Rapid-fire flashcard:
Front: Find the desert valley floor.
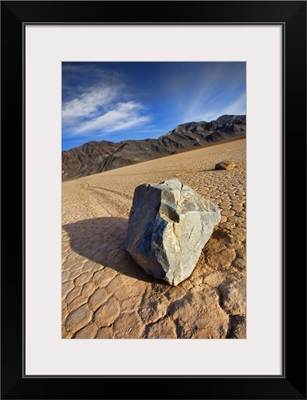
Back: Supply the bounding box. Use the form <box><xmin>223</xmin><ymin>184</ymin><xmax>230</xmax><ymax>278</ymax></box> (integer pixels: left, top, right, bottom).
<box><xmin>62</xmin><ymin>138</ymin><xmax>246</xmax><ymax>339</ymax></box>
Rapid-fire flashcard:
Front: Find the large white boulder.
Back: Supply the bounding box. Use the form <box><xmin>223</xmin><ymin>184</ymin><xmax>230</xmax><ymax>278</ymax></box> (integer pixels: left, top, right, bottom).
<box><xmin>126</xmin><ymin>178</ymin><xmax>221</xmax><ymax>286</ymax></box>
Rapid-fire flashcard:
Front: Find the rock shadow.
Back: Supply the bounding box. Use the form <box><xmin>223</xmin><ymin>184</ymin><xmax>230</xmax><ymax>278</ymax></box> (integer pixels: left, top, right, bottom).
<box><xmin>198</xmin><ymin>168</ymin><xmax>216</xmax><ymax>172</ymax></box>
<box><xmin>62</xmin><ymin>217</ymin><xmax>162</xmax><ymax>284</ymax></box>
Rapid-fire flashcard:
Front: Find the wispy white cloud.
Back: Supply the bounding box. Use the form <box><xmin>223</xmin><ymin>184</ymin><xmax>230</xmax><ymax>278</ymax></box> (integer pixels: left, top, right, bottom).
<box><xmin>198</xmin><ymin>93</ymin><xmax>246</xmax><ymax>122</ymax></box>
<box><xmin>163</xmin><ymin>62</ymin><xmax>246</xmax><ymax>123</ymax></box>
<box><xmin>62</xmin><ymin>63</ymin><xmax>151</xmax><ymax>136</ymax></box>
<box><xmin>62</xmin><ymin>87</ymin><xmax>118</xmax><ymax>126</ymax></box>
<box><xmin>76</xmin><ymin>101</ymin><xmax>150</xmax><ymax>134</ymax></box>
<box><xmin>178</xmin><ymin>88</ymin><xmax>246</xmax><ymax>123</ymax></box>
<box><xmin>222</xmin><ymin>93</ymin><xmax>246</xmax><ymax>115</ymax></box>
<box><xmin>180</xmin><ymin>89</ymin><xmax>223</xmax><ymax>122</ymax></box>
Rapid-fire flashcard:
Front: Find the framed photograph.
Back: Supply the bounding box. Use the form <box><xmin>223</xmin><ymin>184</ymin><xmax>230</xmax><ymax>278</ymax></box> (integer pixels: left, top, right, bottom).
<box><xmin>1</xmin><ymin>1</ymin><xmax>306</xmax><ymax>399</ymax></box>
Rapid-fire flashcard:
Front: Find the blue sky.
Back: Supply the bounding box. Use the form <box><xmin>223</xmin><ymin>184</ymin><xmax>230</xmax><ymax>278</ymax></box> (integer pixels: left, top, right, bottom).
<box><xmin>62</xmin><ymin>62</ymin><xmax>246</xmax><ymax>150</ymax></box>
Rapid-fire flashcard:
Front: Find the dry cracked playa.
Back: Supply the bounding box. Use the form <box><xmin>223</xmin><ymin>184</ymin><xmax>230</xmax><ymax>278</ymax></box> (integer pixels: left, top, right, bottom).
<box><xmin>62</xmin><ymin>139</ymin><xmax>246</xmax><ymax>339</ymax></box>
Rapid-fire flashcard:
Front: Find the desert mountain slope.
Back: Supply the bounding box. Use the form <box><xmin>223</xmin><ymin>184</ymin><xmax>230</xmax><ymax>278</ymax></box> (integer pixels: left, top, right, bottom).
<box><xmin>62</xmin><ymin>114</ymin><xmax>246</xmax><ymax>181</ymax></box>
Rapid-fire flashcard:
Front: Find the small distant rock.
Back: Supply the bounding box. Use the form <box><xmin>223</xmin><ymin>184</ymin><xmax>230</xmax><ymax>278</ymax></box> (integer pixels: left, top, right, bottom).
<box><xmin>215</xmin><ymin>160</ymin><xmax>236</xmax><ymax>170</ymax></box>
<box><xmin>125</xmin><ymin>178</ymin><xmax>221</xmax><ymax>286</ymax></box>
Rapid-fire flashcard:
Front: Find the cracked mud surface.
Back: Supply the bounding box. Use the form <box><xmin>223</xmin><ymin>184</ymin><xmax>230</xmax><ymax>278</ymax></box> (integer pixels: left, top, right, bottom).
<box><xmin>62</xmin><ymin>139</ymin><xmax>246</xmax><ymax>339</ymax></box>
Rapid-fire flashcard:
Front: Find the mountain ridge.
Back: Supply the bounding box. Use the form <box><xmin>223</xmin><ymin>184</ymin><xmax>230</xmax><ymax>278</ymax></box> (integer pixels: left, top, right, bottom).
<box><xmin>62</xmin><ymin>114</ymin><xmax>246</xmax><ymax>181</ymax></box>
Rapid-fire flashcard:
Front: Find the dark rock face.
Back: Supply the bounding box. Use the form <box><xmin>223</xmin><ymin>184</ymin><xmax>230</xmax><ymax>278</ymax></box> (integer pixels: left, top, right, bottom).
<box><xmin>125</xmin><ymin>178</ymin><xmax>221</xmax><ymax>286</ymax></box>
<box><xmin>62</xmin><ymin>115</ymin><xmax>246</xmax><ymax>181</ymax></box>
<box><xmin>62</xmin><ymin>141</ymin><xmax>122</xmax><ymax>180</ymax></box>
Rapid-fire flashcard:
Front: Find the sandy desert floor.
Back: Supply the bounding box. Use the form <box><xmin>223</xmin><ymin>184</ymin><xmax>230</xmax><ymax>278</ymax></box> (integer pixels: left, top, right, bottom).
<box><xmin>62</xmin><ymin>138</ymin><xmax>246</xmax><ymax>339</ymax></box>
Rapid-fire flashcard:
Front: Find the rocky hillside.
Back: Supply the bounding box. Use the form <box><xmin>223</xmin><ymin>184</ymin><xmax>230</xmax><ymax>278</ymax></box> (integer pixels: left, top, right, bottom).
<box><xmin>62</xmin><ymin>115</ymin><xmax>246</xmax><ymax>181</ymax></box>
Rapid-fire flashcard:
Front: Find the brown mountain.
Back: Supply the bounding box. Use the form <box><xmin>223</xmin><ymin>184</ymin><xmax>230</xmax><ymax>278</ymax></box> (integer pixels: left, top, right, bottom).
<box><xmin>62</xmin><ymin>114</ymin><xmax>246</xmax><ymax>181</ymax></box>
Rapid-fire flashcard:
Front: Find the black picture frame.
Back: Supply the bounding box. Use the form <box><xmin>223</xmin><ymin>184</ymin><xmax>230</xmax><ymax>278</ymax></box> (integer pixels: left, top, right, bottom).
<box><xmin>1</xmin><ymin>1</ymin><xmax>306</xmax><ymax>399</ymax></box>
